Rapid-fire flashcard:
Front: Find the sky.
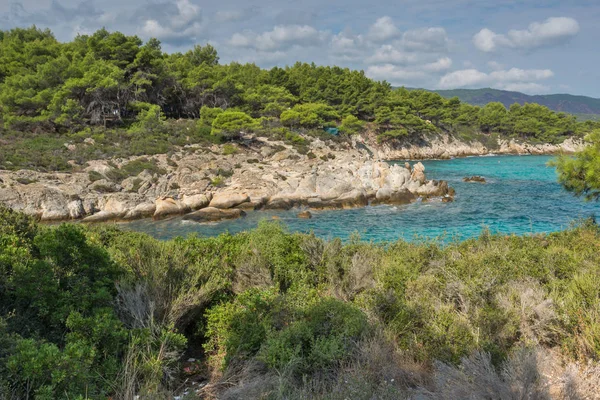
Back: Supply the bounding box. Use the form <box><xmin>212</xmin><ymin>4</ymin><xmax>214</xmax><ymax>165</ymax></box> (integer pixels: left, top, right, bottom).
<box><xmin>1</xmin><ymin>0</ymin><xmax>599</xmax><ymax>97</ymax></box>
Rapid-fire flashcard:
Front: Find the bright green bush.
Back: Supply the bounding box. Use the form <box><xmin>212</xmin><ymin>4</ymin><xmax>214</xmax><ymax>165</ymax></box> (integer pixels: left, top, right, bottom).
<box><xmin>211</xmin><ymin>111</ymin><xmax>258</xmax><ymax>139</ymax></box>
<box><xmin>340</xmin><ymin>114</ymin><xmax>365</xmax><ymax>134</ymax></box>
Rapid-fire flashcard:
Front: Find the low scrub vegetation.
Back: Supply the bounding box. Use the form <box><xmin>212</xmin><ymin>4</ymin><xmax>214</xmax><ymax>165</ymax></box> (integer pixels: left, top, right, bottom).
<box><xmin>0</xmin><ymin>207</ymin><xmax>599</xmax><ymax>398</ymax></box>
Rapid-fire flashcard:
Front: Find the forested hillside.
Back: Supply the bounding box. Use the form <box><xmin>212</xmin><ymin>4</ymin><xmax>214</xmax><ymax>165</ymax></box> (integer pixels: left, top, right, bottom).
<box><xmin>432</xmin><ymin>88</ymin><xmax>600</xmax><ymax>118</ymax></box>
<box><xmin>1</xmin><ymin>27</ymin><xmax>599</xmax><ymax>171</ymax></box>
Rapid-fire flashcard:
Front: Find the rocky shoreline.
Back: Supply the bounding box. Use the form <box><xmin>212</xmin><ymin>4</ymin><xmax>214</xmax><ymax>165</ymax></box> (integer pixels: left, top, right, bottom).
<box><xmin>368</xmin><ymin>134</ymin><xmax>585</xmax><ymax>160</ymax></box>
<box><xmin>0</xmin><ymin>135</ymin><xmax>451</xmax><ymax>223</ymax></box>
<box><xmin>0</xmin><ymin>133</ymin><xmax>582</xmax><ymax>223</ymax></box>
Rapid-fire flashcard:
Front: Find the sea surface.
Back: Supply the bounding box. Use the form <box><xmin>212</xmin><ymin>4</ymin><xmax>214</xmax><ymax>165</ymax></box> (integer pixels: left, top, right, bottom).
<box><xmin>119</xmin><ymin>155</ymin><xmax>600</xmax><ymax>242</ymax></box>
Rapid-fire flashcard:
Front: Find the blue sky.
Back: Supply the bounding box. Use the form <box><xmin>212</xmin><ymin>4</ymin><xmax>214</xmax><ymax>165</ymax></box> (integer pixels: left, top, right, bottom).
<box><xmin>2</xmin><ymin>0</ymin><xmax>599</xmax><ymax>97</ymax></box>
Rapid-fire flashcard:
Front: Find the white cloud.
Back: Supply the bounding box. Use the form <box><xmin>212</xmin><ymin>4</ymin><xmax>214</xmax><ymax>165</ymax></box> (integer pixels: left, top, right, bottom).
<box><xmin>367</xmin><ymin>45</ymin><xmax>420</xmax><ymax>65</ymax></box>
<box><xmin>487</xmin><ymin>61</ymin><xmax>504</xmax><ymax>71</ymax></box>
<box><xmin>473</xmin><ymin>28</ymin><xmax>509</xmax><ymax>52</ymax></box>
<box><xmin>489</xmin><ymin>67</ymin><xmax>553</xmax><ymax>81</ymax></box>
<box><xmin>439</xmin><ymin>67</ymin><xmax>554</xmax><ymax>94</ymax></box>
<box><xmin>139</xmin><ymin>0</ymin><xmax>204</xmax><ymax>43</ymax></box>
<box><xmin>501</xmin><ymin>82</ymin><xmax>550</xmax><ymax>93</ymax></box>
<box><xmin>473</xmin><ymin>17</ymin><xmax>580</xmax><ymax>53</ymax></box>
<box><xmin>229</xmin><ymin>25</ymin><xmax>328</xmax><ymax>51</ymax></box>
<box><xmin>423</xmin><ymin>57</ymin><xmax>453</xmax><ymax>72</ymax></box>
<box><xmin>366</xmin><ymin>64</ymin><xmax>429</xmax><ymax>84</ymax></box>
<box><xmin>401</xmin><ymin>27</ymin><xmax>450</xmax><ymax>53</ymax></box>
<box><xmin>439</xmin><ymin>69</ymin><xmax>489</xmax><ymax>88</ymax></box>
<box><xmin>330</xmin><ymin>32</ymin><xmax>366</xmax><ymax>58</ymax></box>
<box><xmin>368</xmin><ymin>16</ymin><xmax>400</xmax><ymax>42</ymax></box>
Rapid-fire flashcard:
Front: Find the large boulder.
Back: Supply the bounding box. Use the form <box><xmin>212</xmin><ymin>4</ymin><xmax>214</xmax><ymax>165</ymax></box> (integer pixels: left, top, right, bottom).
<box><xmin>124</xmin><ymin>202</ymin><xmax>156</xmax><ymax>220</ymax></box>
<box><xmin>67</xmin><ymin>200</ymin><xmax>85</xmax><ymax>219</ymax></box>
<box><xmin>182</xmin><ymin>193</ymin><xmax>211</xmax><ymax>210</ymax></box>
<box><xmin>183</xmin><ymin>207</ymin><xmax>246</xmax><ymax>222</ymax></box>
<box><xmin>335</xmin><ymin>189</ymin><xmax>368</xmax><ymax>208</ymax></box>
<box><xmin>264</xmin><ymin>196</ymin><xmax>294</xmax><ymax>210</ymax></box>
<box><xmin>373</xmin><ymin>188</ymin><xmax>416</xmax><ymax>205</ymax></box>
<box><xmin>154</xmin><ymin>197</ymin><xmax>189</xmax><ymax>219</ymax></box>
<box><xmin>415</xmin><ymin>180</ymin><xmax>449</xmax><ymax>197</ymax></box>
<box><xmin>410</xmin><ymin>162</ymin><xmax>426</xmax><ymax>184</ymax></box>
<box><xmin>37</xmin><ymin>188</ymin><xmax>71</xmax><ymax>221</ymax></box>
<box><xmin>82</xmin><ymin>211</ymin><xmax>122</xmax><ymax>223</ymax></box>
<box><xmin>209</xmin><ymin>193</ymin><xmax>250</xmax><ymax>209</ymax></box>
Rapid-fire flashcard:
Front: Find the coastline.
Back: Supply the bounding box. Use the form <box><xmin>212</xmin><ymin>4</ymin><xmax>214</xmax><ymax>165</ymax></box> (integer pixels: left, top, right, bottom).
<box><xmin>0</xmin><ymin>133</ymin><xmax>583</xmax><ymax>223</ymax></box>
<box><xmin>365</xmin><ymin>133</ymin><xmax>584</xmax><ymax>161</ymax></box>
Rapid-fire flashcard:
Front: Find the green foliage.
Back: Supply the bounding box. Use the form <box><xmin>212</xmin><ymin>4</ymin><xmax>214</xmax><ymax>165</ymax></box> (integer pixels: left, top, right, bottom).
<box><xmin>199</xmin><ymin>106</ymin><xmax>223</xmax><ymax>126</ymax></box>
<box><xmin>211</xmin><ymin>111</ymin><xmax>258</xmax><ymax>139</ymax></box>
<box><xmin>222</xmin><ymin>143</ymin><xmax>238</xmax><ymax>155</ymax></box>
<box><xmin>2</xmin><ymin>208</ymin><xmax>600</xmax><ymax>398</ymax></box>
<box><xmin>554</xmin><ymin>130</ymin><xmax>600</xmax><ymax>200</ymax></box>
<box><xmin>128</xmin><ymin>102</ymin><xmax>166</xmax><ymax>133</ymax></box>
<box><xmin>259</xmin><ymin>298</ymin><xmax>369</xmax><ymax>375</ymax></box>
<box><xmin>339</xmin><ymin>114</ymin><xmax>365</xmax><ymax>134</ymax></box>
<box><xmin>105</xmin><ymin>157</ymin><xmax>166</xmax><ymax>181</ymax></box>
<box><xmin>280</xmin><ymin>103</ymin><xmax>340</xmax><ymax>128</ymax></box>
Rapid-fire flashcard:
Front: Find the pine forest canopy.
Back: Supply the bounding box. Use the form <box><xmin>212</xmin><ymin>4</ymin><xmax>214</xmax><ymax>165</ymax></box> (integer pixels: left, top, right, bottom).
<box><xmin>1</xmin><ymin>26</ymin><xmax>599</xmax><ymax>146</ymax></box>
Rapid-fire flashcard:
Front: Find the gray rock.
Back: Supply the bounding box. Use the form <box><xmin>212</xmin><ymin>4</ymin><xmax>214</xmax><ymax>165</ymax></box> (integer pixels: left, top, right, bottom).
<box><xmin>297</xmin><ymin>210</ymin><xmax>312</xmax><ymax>219</ymax></box>
<box><xmin>209</xmin><ymin>193</ymin><xmax>250</xmax><ymax>209</ymax></box>
<box><xmin>82</xmin><ymin>211</ymin><xmax>122</xmax><ymax>223</ymax></box>
<box><xmin>183</xmin><ymin>207</ymin><xmax>246</xmax><ymax>222</ymax></box>
<box><xmin>154</xmin><ymin>197</ymin><xmax>189</xmax><ymax>219</ymax></box>
<box><xmin>182</xmin><ymin>193</ymin><xmax>211</xmax><ymax>210</ymax></box>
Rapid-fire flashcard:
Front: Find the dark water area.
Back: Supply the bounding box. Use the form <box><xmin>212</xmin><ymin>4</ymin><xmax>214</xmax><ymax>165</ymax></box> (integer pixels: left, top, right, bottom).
<box><xmin>119</xmin><ymin>155</ymin><xmax>600</xmax><ymax>242</ymax></box>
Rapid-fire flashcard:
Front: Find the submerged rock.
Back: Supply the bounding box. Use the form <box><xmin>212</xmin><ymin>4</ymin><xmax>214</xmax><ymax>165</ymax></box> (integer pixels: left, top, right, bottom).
<box><xmin>183</xmin><ymin>207</ymin><xmax>246</xmax><ymax>222</ymax></box>
<box><xmin>463</xmin><ymin>176</ymin><xmax>487</xmax><ymax>183</ymax></box>
<box><xmin>297</xmin><ymin>210</ymin><xmax>312</xmax><ymax>219</ymax></box>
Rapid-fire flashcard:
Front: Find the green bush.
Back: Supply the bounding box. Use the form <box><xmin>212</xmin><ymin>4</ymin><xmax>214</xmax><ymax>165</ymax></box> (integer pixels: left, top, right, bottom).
<box><xmin>222</xmin><ymin>144</ymin><xmax>238</xmax><ymax>155</ymax></box>
<box><xmin>259</xmin><ymin>298</ymin><xmax>369</xmax><ymax>375</ymax></box>
<box><xmin>1</xmin><ymin>206</ymin><xmax>600</xmax><ymax>398</ymax></box>
<box><xmin>340</xmin><ymin>115</ymin><xmax>365</xmax><ymax>134</ymax></box>
<box><xmin>106</xmin><ymin>157</ymin><xmax>166</xmax><ymax>181</ymax></box>
<box><xmin>211</xmin><ymin>111</ymin><xmax>258</xmax><ymax>139</ymax></box>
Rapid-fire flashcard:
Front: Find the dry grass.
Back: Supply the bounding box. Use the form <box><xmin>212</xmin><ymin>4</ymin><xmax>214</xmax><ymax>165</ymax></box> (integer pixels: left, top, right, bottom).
<box><xmin>497</xmin><ymin>279</ymin><xmax>559</xmax><ymax>345</ymax></box>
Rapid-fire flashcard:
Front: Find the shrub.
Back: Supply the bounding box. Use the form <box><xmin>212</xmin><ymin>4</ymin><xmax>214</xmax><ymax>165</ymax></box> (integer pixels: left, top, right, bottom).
<box><xmin>340</xmin><ymin>115</ymin><xmax>365</xmax><ymax>134</ymax></box>
<box><xmin>128</xmin><ymin>102</ymin><xmax>166</xmax><ymax>134</ymax></box>
<box><xmin>222</xmin><ymin>144</ymin><xmax>238</xmax><ymax>155</ymax></box>
<box><xmin>106</xmin><ymin>158</ymin><xmax>166</xmax><ymax>182</ymax></box>
<box><xmin>88</xmin><ymin>170</ymin><xmax>104</xmax><ymax>182</ymax></box>
<box><xmin>211</xmin><ymin>111</ymin><xmax>258</xmax><ymax>139</ymax></box>
<box><xmin>200</xmin><ymin>106</ymin><xmax>224</xmax><ymax>126</ymax></box>
<box><xmin>259</xmin><ymin>298</ymin><xmax>369</xmax><ymax>376</ymax></box>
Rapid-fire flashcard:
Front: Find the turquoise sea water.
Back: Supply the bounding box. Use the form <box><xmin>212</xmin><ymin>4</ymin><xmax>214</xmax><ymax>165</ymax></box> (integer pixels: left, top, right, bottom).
<box><xmin>120</xmin><ymin>155</ymin><xmax>600</xmax><ymax>242</ymax></box>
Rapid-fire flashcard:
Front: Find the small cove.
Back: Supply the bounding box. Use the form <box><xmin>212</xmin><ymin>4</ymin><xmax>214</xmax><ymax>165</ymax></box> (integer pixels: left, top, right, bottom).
<box><xmin>119</xmin><ymin>155</ymin><xmax>600</xmax><ymax>242</ymax></box>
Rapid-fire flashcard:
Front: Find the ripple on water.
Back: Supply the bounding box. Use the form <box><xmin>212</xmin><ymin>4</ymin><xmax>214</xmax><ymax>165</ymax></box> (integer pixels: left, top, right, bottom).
<box><xmin>119</xmin><ymin>155</ymin><xmax>600</xmax><ymax>242</ymax></box>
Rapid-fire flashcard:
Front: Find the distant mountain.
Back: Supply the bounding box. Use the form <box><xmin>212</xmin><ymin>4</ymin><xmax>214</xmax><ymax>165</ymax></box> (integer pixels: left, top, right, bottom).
<box><xmin>423</xmin><ymin>88</ymin><xmax>600</xmax><ymax>119</ymax></box>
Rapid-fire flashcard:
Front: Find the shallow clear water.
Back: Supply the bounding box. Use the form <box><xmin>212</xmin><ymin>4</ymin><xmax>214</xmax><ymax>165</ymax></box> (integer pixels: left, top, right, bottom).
<box><xmin>119</xmin><ymin>155</ymin><xmax>600</xmax><ymax>242</ymax></box>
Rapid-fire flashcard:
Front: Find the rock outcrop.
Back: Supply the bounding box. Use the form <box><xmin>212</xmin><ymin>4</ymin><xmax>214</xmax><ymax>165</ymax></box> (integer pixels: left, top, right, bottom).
<box><xmin>0</xmin><ymin>135</ymin><xmax>458</xmax><ymax>222</ymax></box>
<box><xmin>183</xmin><ymin>207</ymin><xmax>246</xmax><ymax>222</ymax></box>
<box><xmin>463</xmin><ymin>176</ymin><xmax>487</xmax><ymax>183</ymax></box>
<box><xmin>367</xmin><ymin>134</ymin><xmax>585</xmax><ymax>160</ymax></box>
